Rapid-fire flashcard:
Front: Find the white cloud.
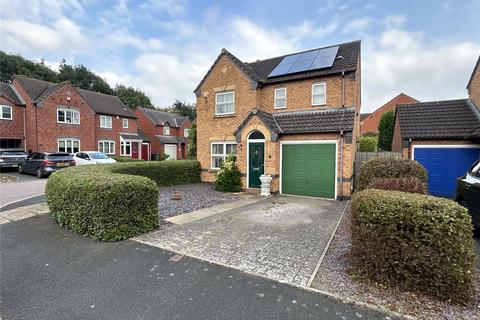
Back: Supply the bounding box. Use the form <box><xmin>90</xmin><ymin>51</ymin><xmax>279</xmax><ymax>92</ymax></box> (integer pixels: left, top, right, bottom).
<box><xmin>362</xmin><ymin>27</ymin><xmax>480</xmax><ymax>112</ymax></box>
<box><xmin>343</xmin><ymin>17</ymin><xmax>372</xmax><ymax>34</ymax></box>
<box><xmin>142</xmin><ymin>0</ymin><xmax>187</xmax><ymax>17</ymax></box>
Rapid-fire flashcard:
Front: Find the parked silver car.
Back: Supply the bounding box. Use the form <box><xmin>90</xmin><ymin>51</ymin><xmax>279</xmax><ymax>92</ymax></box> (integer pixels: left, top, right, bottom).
<box><xmin>0</xmin><ymin>149</ymin><xmax>28</xmax><ymax>170</ymax></box>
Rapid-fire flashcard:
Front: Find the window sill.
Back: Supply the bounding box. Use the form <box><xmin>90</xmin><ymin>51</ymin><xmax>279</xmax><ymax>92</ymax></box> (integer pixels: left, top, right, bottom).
<box><xmin>214</xmin><ymin>114</ymin><xmax>236</xmax><ymax>118</ymax></box>
<box><xmin>57</xmin><ymin>122</ymin><xmax>80</xmax><ymax>125</ymax></box>
<box><xmin>0</xmin><ymin>118</ymin><xmax>13</xmax><ymax>121</ymax></box>
<box><xmin>273</xmin><ymin>107</ymin><xmax>286</xmax><ymax>110</ymax></box>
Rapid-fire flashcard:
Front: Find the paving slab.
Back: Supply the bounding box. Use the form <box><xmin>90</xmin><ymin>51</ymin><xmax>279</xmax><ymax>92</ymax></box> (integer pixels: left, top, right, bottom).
<box><xmin>136</xmin><ymin>195</ymin><xmax>348</xmax><ymax>286</ymax></box>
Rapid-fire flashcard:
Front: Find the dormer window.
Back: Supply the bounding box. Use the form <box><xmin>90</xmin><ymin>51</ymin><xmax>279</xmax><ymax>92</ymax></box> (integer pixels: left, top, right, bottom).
<box><xmin>274</xmin><ymin>88</ymin><xmax>287</xmax><ymax>109</ymax></box>
<box><xmin>163</xmin><ymin>126</ymin><xmax>170</xmax><ymax>135</ymax></box>
<box><xmin>215</xmin><ymin>91</ymin><xmax>235</xmax><ymax>116</ymax></box>
<box><xmin>312</xmin><ymin>83</ymin><xmax>326</xmax><ymax>106</ymax></box>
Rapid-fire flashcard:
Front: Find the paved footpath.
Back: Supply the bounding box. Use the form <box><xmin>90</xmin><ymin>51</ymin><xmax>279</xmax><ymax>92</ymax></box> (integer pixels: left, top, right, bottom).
<box><xmin>1</xmin><ymin>214</ymin><xmax>398</xmax><ymax>320</ymax></box>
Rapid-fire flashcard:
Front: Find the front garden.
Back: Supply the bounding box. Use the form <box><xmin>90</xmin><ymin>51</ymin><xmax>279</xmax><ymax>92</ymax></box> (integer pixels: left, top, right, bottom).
<box><xmin>313</xmin><ymin>157</ymin><xmax>478</xmax><ymax>319</ymax></box>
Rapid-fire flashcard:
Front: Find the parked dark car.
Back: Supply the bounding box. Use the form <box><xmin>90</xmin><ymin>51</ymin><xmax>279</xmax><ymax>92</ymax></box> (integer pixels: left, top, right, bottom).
<box><xmin>455</xmin><ymin>159</ymin><xmax>480</xmax><ymax>229</ymax></box>
<box><xmin>19</xmin><ymin>152</ymin><xmax>75</xmax><ymax>178</ymax></box>
<box><xmin>0</xmin><ymin>149</ymin><xmax>28</xmax><ymax>171</ymax></box>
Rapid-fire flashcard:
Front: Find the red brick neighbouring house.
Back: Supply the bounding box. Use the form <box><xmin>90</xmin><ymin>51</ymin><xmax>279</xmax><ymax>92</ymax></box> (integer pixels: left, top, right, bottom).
<box><xmin>135</xmin><ymin>107</ymin><xmax>191</xmax><ymax>160</ymax></box>
<box><xmin>0</xmin><ymin>82</ymin><xmax>26</xmax><ymax>149</ymax></box>
<box><xmin>9</xmin><ymin>75</ymin><xmax>145</xmax><ymax>158</ymax></box>
<box><xmin>360</xmin><ymin>93</ymin><xmax>418</xmax><ymax>135</ymax></box>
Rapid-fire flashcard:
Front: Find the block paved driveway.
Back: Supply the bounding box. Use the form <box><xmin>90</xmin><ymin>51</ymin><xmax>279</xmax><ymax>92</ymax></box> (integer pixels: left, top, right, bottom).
<box><xmin>137</xmin><ymin>195</ymin><xmax>348</xmax><ymax>286</ymax></box>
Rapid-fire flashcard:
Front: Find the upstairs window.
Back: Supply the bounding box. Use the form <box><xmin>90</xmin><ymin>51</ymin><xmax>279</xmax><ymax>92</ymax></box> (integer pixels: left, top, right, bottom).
<box><xmin>312</xmin><ymin>83</ymin><xmax>326</xmax><ymax>106</ymax></box>
<box><xmin>184</xmin><ymin>128</ymin><xmax>190</xmax><ymax>138</ymax></box>
<box><xmin>123</xmin><ymin>118</ymin><xmax>128</xmax><ymax>128</ymax></box>
<box><xmin>274</xmin><ymin>88</ymin><xmax>287</xmax><ymax>109</ymax></box>
<box><xmin>57</xmin><ymin>108</ymin><xmax>80</xmax><ymax>124</ymax></box>
<box><xmin>215</xmin><ymin>91</ymin><xmax>235</xmax><ymax>115</ymax></box>
<box><xmin>163</xmin><ymin>126</ymin><xmax>170</xmax><ymax>135</ymax></box>
<box><xmin>100</xmin><ymin>115</ymin><xmax>112</xmax><ymax>128</ymax></box>
<box><xmin>0</xmin><ymin>105</ymin><xmax>12</xmax><ymax>120</ymax></box>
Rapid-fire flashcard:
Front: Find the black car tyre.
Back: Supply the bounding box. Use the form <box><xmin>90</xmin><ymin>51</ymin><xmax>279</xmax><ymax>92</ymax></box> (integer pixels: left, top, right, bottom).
<box><xmin>18</xmin><ymin>165</ymin><xmax>24</xmax><ymax>174</ymax></box>
<box><xmin>36</xmin><ymin>168</ymin><xmax>43</xmax><ymax>178</ymax></box>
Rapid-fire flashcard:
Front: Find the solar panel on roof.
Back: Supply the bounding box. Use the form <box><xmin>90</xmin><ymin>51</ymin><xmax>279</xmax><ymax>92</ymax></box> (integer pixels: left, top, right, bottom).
<box><xmin>267</xmin><ymin>45</ymin><xmax>339</xmax><ymax>77</ymax></box>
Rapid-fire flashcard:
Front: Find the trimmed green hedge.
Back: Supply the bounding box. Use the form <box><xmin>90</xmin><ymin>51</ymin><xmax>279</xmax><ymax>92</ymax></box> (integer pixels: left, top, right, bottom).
<box><xmin>358</xmin><ymin>136</ymin><xmax>377</xmax><ymax>152</ymax></box>
<box><xmin>358</xmin><ymin>157</ymin><xmax>427</xmax><ymax>191</ymax></box>
<box><xmin>351</xmin><ymin>190</ymin><xmax>476</xmax><ymax>304</ymax></box>
<box><xmin>46</xmin><ymin>160</ymin><xmax>201</xmax><ymax>241</ymax></box>
<box><xmin>367</xmin><ymin>177</ymin><xmax>427</xmax><ymax>194</ymax></box>
<box><xmin>112</xmin><ymin>156</ymin><xmax>145</xmax><ymax>162</ymax></box>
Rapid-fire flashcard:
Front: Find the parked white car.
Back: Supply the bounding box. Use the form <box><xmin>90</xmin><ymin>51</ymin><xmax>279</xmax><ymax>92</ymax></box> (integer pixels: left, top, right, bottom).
<box><xmin>73</xmin><ymin>151</ymin><xmax>117</xmax><ymax>165</ymax></box>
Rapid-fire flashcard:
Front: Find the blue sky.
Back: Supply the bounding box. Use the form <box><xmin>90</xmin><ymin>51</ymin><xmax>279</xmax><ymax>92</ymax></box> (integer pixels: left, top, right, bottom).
<box><xmin>1</xmin><ymin>0</ymin><xmax>479</xmax><ymax>112</ymax></box>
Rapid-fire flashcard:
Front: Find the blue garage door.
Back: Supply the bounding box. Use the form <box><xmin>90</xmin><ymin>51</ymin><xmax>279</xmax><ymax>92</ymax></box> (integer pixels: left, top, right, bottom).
<box><xmin>414</xmin><ymin>147</ymin><xmax>480</xmax><ymax>198</ymax></box>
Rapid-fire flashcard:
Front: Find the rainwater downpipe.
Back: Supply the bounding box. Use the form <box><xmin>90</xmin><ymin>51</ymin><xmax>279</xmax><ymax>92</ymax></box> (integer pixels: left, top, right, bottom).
<box><xmin>339</xmin><ymin>130</ymin><xmax>344</xmax><ymax>200</ymax></box>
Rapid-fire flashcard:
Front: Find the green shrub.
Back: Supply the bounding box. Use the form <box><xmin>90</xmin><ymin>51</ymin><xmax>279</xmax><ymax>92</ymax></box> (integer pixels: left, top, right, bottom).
<box><xmin>46</xmin><ymin>160</ymin><xmax>201</xmax><ymax>241</ymax></box>
<box><xmin>358</xmin><ymin>157</ymin><xmax>427</xmax><ymax>191</ymax></box>
<box><xmin>351</xmin><ymin>190</ymin><xmax>476</xmax><ymax>304</ymax></box>
<box><xmin>214</xmin><ymin>154</ymin><xmax>241</xmax><ymax>192</ymax></box>
<box><xmin>367</xmin><ymin>177</ymin><xmax>427</xmax><ymax>194</ymax></box>
<box><xmin>377</xmin><ymin>110</ymin><xmax>395</xmax><ymax>151</ymax></box>
<box><xmin>112</xmin><ymin>156</ymin><xmax>145</xmax><ymax>162</ymax></box>
<box><xmin>359</xmin><ymin>136</ymin><xmax>377</xmax><ymax>152</ymax></box>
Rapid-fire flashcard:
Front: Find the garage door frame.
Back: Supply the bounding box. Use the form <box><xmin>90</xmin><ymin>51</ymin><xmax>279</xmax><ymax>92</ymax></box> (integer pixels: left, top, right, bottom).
<box><xmin>411</xmin><ymin>144</ymin><xmax>480</xmax><ymax>197</ymax></box>
<box><xmin>280</xmin><ymin>140</ymin><xmax>337</xmax><ymax>199</ymax></box>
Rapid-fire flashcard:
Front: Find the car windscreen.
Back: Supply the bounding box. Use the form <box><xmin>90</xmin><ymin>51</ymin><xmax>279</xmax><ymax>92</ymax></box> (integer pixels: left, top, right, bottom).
<box><xmin>1</xmin><ymin>151</ymin><xmax>27</xmax><ymax>156</ymax></box>
<box><xmin>89</xmin><ymin>152</ymin><xmax>110</xmax><ymax>160</ymax></box>
<box><xmin>47</xmin><ymin>153</ymin><xmax>73</xmax><ymax>160</ymax></box>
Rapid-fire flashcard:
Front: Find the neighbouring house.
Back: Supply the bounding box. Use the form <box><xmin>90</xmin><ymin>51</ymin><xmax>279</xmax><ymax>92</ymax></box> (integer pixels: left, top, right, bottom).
<box><xmin>194</xmin><ymin>40</ymin><xmax>361</xmax><ymax>199</ymax></box>
<box><xmin>392</xmin><ymin>56</ymin><xmax>480</xmax><ymax>198</ymax></box>
<box><xmin>0</xmin><ymin>82</ymin><xmax>26</xmax><ymax>149</ymax></box>
<box><xmin>10</xmin><ymin>75</ymin><xmax>145</xmax><ymax>159</ymax></box>
<box><xmin>360</xmin><ymin>93</ymin><xmax>418</xmax><ymax>135</ymax></box>
<box><xmin>134</xmin><ymin>107</ymin><xmax>191</xmax><ymax>160</ymax></box>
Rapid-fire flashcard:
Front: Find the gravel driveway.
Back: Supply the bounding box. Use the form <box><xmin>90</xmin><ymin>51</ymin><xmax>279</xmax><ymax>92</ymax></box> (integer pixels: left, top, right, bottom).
<box><xmin>158</xmin><ymin>183</ymin><xmax>239</xmax><ymax>218</ymax></box>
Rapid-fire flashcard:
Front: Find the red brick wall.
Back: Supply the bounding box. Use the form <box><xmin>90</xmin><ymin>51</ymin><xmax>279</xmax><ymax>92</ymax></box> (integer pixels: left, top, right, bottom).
<box><xmin>95</xmin><ymin>114</ymin><xmax>137</xmax><ymax>156</ymax></box>
<box><xmin>468</xmin><ymin>59</ymin><xmax>480</xmax><ymax>111</ymax></box>
<box><xmin>360</xmin><ymin>94</ymin><xmax>417</xmax><ymax>135</ymax></box>
<box><xmin>0</xmin><ymin>96</ymin><xmax>25</xmax><ymax>147</ymax></box>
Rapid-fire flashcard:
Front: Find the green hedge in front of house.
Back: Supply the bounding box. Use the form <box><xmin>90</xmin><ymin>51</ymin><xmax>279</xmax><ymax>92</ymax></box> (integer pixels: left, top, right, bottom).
<box><xmin>358</xmin><ymin>157</ymin><xmax>427</xmax><ymax>191</ymax></box>
<box><xmin>351</xmin><ymin>189</ymin><xmax>476</xmax><ymax>304</ymax></box>
<box><xmin>46</xmin><ymin>160</ymin><xmax>201</xmax><ymax>241</ymax></box>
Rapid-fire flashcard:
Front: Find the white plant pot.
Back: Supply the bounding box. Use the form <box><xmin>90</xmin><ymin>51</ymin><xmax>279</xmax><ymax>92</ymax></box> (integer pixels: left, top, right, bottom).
<box><xmin>259</xmin><ymin>174</ymin><xmax>273</xmax><ymax>196</ymax></box>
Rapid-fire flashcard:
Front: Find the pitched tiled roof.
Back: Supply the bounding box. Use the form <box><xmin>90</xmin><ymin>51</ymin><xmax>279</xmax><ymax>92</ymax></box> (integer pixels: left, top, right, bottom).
<box><xmin>273</xmin><ymin>108</ymin><xmax>355</xmax><ymax>134</ymax></box>
<box><xmin>137</xmin><ymin>107</ymin><xmax>188</xmax><ymax>127</ymax></box>
<box><xmin>0</xmin><ymin>82</ymin><xmax>25</xmax><ymax>105</ymax></box>
<box><xmin>194</xmin><ymin>40</ymin><xmax>360</xmax><ymax>93</ymax></box>
<box><xmin>397</xmin><ymin>99</ymin><xmax>480</xmax><ymax>139</ymax></box>
<box><xmin>14</xmin><ymin>75</ymin><xmax>56</xmax><ymax>101</ymax></box>
<box><xmin>76</xmin><ymin>88</ymin><xmax>136</xmax><ymax>118</ymax></box>
<box><xmin>234</xmin><ymin>107</ymin><xmax>355</xmax><ymax>138</ymax></box>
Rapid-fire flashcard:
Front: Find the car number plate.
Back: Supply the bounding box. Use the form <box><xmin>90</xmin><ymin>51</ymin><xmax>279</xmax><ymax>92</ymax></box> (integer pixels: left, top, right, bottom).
<box><xmin>57</xmin><ymin>162</ymin><xmax>69</xmax><ymax>167</ymax></box>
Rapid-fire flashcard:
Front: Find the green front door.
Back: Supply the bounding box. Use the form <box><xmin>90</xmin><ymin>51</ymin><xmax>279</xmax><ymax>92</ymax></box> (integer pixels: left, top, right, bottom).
<box><xmin>282</xmin><ymin>143</ymin><xmax>336</xmax><ymax>198</ymax></box>
<box><xmin>249</xmin><ymin>143</ymin><xmax>264</xmax><ymax>188</ymax></box>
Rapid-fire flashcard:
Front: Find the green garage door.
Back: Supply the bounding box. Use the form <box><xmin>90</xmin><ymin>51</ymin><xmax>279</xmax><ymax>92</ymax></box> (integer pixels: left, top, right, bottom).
<box><xmin>282</xmin><ymin>143</ymin><xmax>336</xmax><ymax>198</ymax></box>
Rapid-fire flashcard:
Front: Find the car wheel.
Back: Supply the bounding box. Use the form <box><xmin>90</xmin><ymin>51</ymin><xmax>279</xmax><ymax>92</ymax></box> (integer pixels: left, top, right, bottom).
<box><xmin>18</xmin><ymin>165</ymin><xmax>24</xmax><ymax>174</ymax></box>
<box><xmin>36</xmin><ymin>168</ymin><xmax>44</xmax><ymax>178</ymax></box>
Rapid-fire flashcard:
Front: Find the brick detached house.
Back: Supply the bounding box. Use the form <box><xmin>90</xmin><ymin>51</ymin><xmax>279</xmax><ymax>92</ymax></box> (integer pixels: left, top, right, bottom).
<box><xmin>392</xmin><ymin>56</ymin><xmax>480</xmax><ymax>198</ymax></box>
<box><xmin>360</xmin><ymin>93</ymin><xmax>417</xmax><ymax>135</ymax></box>
<box><xmin>135</xmin><ymin>107</ymin><xmax>191</xmax><ymax>160</ymax></box>
<box><xmin>195</xmin><ymin>41</ymin><xmax>361</xmax><ymax>199</ymax></box>
<box><xmin>9</xmin><ymin>75</ymin><xmax>145</xmax><ymax>159</ymax></box>
<box><xmin>0</xmin><ymin>82</ymin><xmax>25</xmax><ymax>149</ymax></box>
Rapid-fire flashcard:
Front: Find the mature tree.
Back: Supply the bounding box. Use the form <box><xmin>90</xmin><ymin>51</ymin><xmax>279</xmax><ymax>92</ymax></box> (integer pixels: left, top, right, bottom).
<box><xmin>187</xmin><ymin>123</ymin><xmax>197</xmax><ymax>159</ymax></box>
<box><xmin>377</xmin><ymin>111</ymin><xmax>395</xmax><ymax>151</ymax></box>
<box><xmin>0</xmin><ymin>51</ymin><xmax>57</xmax><ymax>82</ymax></box>
<box><xmin>114</xmin><ymin>84</ymin><xmax>153</xmax><ymax>109</ymax></box>
<box><xmin>162</xmin><ymin>99</ymin><xmax>196</xmax><ymax>120</ymax></box>
<box><xmin>58</xmin><ymin>60</ymin><xmax>114</xmax><ymax>94</ymax></box>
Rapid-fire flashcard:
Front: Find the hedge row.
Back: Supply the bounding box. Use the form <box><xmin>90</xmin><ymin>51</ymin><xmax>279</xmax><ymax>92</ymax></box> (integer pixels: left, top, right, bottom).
<box><xmin>358</xmin><ymin>157</ymin><xmax>427</xmax><ymax>191</ymax></box>
<box><xmin>46</xmin><ymin>160</ymin><xmax>201</xmax><ymax>241</ymax></box>
<box><xmin>366</xmin><ymin>176</ymin><xmax>427</xmax><ymax>194</ymax></box>
<box><xmin>351</xmin><ymin>189</ymin><xmax>476</xmax><ymax>304</ymax></box>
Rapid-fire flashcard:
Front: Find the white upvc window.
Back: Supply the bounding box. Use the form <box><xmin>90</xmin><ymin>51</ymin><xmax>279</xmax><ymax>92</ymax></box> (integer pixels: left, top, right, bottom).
<box><xmin>100</xmin><ymin>115</ymin><xmax>112</xmax><ymax>128</ymax></box>
<box><xmin>123</xmin><ymin>118</ymin><xmax>128</xmax><ymax>128</ymax></box>
<box><xmin>120</xmin><ymin>139</ymin><xmax>131</xmax><ymax>156</ymax></box>
<box><xmin>58</xmin><ymin>138</ymin><xmax>80</xmax><ymax>153</ymax></box>
<box><xmin>57</xmin><ymin>108</ymin><xmax>80</xmax><ymax>124</ymax></box>
<box><xmin>0</xmin><ymin>105</ymin><xmax>12</xmax><ymax>120</ymax></box>
<box><xmin>184</xmin><ymin>128</ymin><xmax>190</xmax><ymax>138</ymax></box>
<box><xmin>215</xmin><ymin>91</ymin><xmax>235</xmax><ymax>115</ymax></box>
<box><xmin>163</xmin><ymin>126</ymin><xmax>170</xmax><ymax>135</ymax></box>
<box><xmin>211</xmin><ymin>141</ymin><xmax>237</xmax><ymax>169</ymax></box>
<box><xmin>312</xmin><ymin>82</ymin><xmax>326</xmax><ymax>106</ymax></box>
<box><xmin>274</xmin><ymin>88</ymin><xmax>287</xmax><ymax>109</ymax></box>
<box><xmin>98</xmin><ymin>140</ymin><xmax>115</xmax><ymax>155</ymax></box>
